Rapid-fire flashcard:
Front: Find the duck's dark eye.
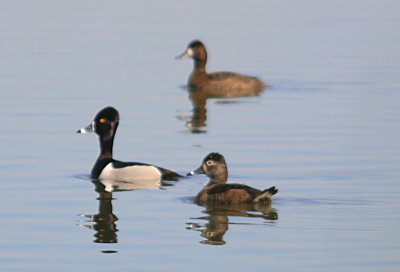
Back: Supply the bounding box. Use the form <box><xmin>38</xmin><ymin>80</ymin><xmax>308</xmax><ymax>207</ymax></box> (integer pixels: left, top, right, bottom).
<box><xmin>206</xmin><ymin>160</ymin><xmax>213</xmax><ymax>166</ymax></box>
<box><xmin>99</xmin><ymin>118</ymin><xmax>107</xmax><ymax>123</ymax></box>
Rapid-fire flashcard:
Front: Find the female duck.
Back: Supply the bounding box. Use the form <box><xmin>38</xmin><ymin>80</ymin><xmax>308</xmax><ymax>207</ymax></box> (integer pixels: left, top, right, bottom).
<box><xmin>77</xmin><ymin>107</ymin><xmax>180</xmax><ymax>181</ymax></box>
<box><xmin>176</xmin><ymin>40</ymin><xmax>267</xmax><ymax>97</ymax></box>
<box><xmin>188</xmin><ymin>152</ymin><xmax>277</xmax><ymax>204</ymax></box>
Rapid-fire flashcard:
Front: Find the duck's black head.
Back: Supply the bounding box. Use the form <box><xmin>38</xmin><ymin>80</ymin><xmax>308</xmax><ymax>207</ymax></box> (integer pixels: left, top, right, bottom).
<box><xmin>77</xmin><ymin>107</ymin><xmax>120</xmax><ymax>159</ymax></box>
<box><xmin>92</xmin><ymin>107</ymin><xmax>120</xmax><ymax>137</ymax></box>
<box><xmin>78</xmin><ymin>106</ymin><xmax>120</xmax><ymax>137</ymax></box>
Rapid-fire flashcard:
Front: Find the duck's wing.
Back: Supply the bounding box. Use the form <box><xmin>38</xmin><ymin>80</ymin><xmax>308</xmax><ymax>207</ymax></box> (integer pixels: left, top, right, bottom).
<box><xmin>207</xmin><ymin>183</ymin><xmax>261</xmax><ymax>195</ymax></box>
<box><xmin>112</xmin><ymin>160</ymin><xmax>154</xmax><ymax>168</ymax></box>
<box><xmin>208</xmin><ymin>71</ymin><xmax>240</xmax><ymax>81</ymax></box>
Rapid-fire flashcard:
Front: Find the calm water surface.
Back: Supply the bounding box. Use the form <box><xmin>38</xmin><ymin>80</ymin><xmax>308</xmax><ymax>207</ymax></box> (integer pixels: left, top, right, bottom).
<box><xmin>1</xmin><ymin>1</ymin><xmax>400</xmax><ymax>271</ymax></box>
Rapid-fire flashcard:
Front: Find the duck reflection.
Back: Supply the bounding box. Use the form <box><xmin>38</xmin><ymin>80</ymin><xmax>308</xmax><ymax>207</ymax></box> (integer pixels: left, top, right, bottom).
<box><xmin>185</xmin><ymin>87</ymin><xmax>208</xmax><ymax>132</ymax></box>
<box><xmin>182</xmin><ymin>85</ymin><xmax>264</xmax><ymax>133</ymax></box>
<box><xmin>79</xmin><ymin>180</ymin><xmax>119</xmax><ymax>244</ymax></box>
<box><xmin>187</xmin><ymin>203</ymin><xmax>278</xmax><ymax>245</ymax></box>
<box><xmin>79</xmin><ymin>178</ymin><xmax>176</xmax><ymax>245</ymax></box>
<box><xmin>90</xmin><ymin>182</ymin><xmax>118</xmax><ymax>244</ymax></box>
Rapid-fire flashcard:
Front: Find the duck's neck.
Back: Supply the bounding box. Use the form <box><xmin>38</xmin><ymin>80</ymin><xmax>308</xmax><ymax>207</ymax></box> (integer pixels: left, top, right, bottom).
<box><xmin>193</xmin><ymin>54</ymin><xmax>207</xmax><ymax>72</ymax></box>
<box><xmin>98</xmin><ymin>133</ymin><xmax>115</xmax><ymax>160</ymax></box>
<box><xmin>99</xmin><ymin>128</ymin><xmax>116</xmax><ymax>160</ymax></box>
<box><xmin>190</xmin><ymin>61</ymin><xmax>208</xmax><ymax>88</ymax></box>
<box><xmin>208</xmin><ymin>169</ymin><xmax>228</xmax><ymax>185</ymax></box>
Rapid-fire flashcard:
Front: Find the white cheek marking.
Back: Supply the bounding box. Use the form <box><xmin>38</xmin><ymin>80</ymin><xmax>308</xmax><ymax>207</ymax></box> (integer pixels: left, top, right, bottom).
<box><xmin>186</xmin><ymin>48</ymin><xmax>194</xmax><ymax>57</ymax></box>
<box><xmin>99</xmin><ymin>163</ymin><xmax>162</xmax><ymax>182</ymax></box>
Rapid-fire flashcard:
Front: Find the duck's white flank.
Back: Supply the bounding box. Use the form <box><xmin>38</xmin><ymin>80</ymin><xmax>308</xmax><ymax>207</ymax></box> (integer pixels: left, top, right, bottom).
<box><xmin>99</xmin><ymin>163</ymin><xmax>162</xmax><ymax>182</ymax></box>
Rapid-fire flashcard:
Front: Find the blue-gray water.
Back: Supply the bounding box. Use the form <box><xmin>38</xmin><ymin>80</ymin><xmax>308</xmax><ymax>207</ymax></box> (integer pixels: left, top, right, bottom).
<box><xmin>1</xmin><ymin>1</ymin><xmax>400</xmax><ymax>271</ymax></box>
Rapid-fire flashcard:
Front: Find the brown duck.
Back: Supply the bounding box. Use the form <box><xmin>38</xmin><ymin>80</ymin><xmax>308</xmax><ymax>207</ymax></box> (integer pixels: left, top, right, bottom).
<box><xmin>176</xmin><ymin>40</ymin><xmax>267</xmax><ymax>98</ymax></box>
<box><xmin>188</xmin><ymin>152</ymin><xmax>277</xmax><ymax>204</ymax></box>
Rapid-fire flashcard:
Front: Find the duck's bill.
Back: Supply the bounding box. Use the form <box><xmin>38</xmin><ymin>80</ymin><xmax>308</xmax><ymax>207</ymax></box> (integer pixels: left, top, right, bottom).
<box><xmin>175</xmin><ymin>51</ymin><xmax>187</xmax><ymax>60</ymax></box>
<box><xmin>175</xmin><ymin>48</ymin><xmax>193</xmax><ymax>60</ymax></box>
<box><xmin>77</xmin><ymin>122</ymin><xmax>95</xmax><ymax>134</ymax></box>
<box><xmin>187</xmin><ymin>166</ymin><xmax>204</xmax><ymax>176</ymax></box>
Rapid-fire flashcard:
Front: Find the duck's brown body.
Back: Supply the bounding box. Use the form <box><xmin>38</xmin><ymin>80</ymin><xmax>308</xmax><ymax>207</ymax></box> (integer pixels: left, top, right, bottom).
<box><xmin>190</xmin><ymin>71</ymin><xmax>266</xmax><ymax>98</ymax></box>
<box><xmin>196</xmin><ymin>182</ymin><xmax>277</xmax><ymax>204</ymax></box>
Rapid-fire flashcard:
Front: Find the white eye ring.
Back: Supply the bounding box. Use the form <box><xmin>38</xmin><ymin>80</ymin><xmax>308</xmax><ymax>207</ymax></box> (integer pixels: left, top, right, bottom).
<box><xmin>206</xmin><ymin>160</ymin><xmax>213</xmax><ymax>166</ymax></box>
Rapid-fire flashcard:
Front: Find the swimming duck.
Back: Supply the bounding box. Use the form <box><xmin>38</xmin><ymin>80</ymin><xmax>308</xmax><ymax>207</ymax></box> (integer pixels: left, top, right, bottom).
<box><xmin>77</xmin><ymin>106</ymin><xmax>181</xmax><ymax>181</ymax></box>
<box><xmin>188</xmin><ymin>152</ymin><xmax>277</xmax><ymax>204</ymax></box>
<box><xmin>176</xmin><ymin>40</ymin><xmax>267</xmax><ymax>97</ymax></box>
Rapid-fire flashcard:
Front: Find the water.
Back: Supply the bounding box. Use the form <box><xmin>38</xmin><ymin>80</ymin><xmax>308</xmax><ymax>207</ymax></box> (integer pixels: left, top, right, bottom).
<box><xmin>1</xmin><ymin>1</ymin><xmax>400</xmax><ymax>271</ymax></box>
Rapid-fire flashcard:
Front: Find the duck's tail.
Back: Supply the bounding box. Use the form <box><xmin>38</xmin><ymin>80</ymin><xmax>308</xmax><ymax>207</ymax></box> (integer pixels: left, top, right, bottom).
<box><xmin>159</xmin><ymin>167</ymin><xmax>183</xmax><ymax>181</ymax></box>
<box><xmin>253</xmin><ymin>186</ymin><xmax>278</xmax><ymax>203</ymax></box>
<box><xmin>251</xmin><ymin>77</ymin><xmax>268</xmax><ymax>93</ymax></box>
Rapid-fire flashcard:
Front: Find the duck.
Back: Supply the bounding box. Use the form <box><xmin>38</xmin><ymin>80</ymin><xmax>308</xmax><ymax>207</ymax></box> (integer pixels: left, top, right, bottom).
<box><xmin>77</xmin><ymin>106</ymin><xmax>181</xmax><ymax>182</ymax></box>
<box><xmin>176</xmin><ymin>40</ymin><xmax>267</xmax><ymax>98</ymax></box>
<box><xmin>188</xmin><ymin>152</ymin><xmax>277</xmax><ymax>204</ymax></box>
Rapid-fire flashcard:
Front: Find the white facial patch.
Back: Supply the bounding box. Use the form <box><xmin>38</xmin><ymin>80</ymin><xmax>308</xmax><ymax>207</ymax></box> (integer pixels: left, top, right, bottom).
<box><xmin>186</xmin><ymin>48</ymin><xmax>194</xmax><ymax>57</ymax></box>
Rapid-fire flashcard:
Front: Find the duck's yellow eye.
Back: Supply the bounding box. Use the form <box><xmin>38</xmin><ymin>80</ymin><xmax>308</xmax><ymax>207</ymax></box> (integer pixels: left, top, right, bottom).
<box><xmin>206</xmin><ymin>160</ymin><xmax>213</xmax><ymax>166</ymax></box>
<box><xmin>99</xmin><ymin>118</ymin><xmax>107</xmax><ymax>123</ymax></box>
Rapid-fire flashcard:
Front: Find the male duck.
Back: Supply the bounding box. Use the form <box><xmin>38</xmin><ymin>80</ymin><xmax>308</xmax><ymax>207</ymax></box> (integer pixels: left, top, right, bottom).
<box><xmin>77</xmin><ymin>107</ymin><xmax>180</xmax><ymax>181</ymax></box>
